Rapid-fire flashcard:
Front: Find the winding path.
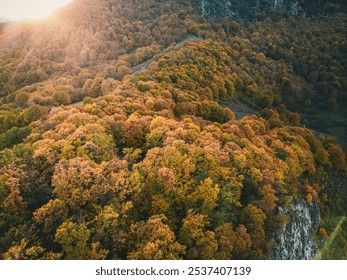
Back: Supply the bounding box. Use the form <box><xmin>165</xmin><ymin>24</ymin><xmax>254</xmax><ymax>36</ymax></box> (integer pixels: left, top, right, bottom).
<box><xmin>131</xmin><ymin>34</ymin><xmax>200</xmax><ymax>75</ymax></box>
<box><xmin>68</xmin><ymin>34</ymin><xmax>200</xmax><ymax>107</ymax></box>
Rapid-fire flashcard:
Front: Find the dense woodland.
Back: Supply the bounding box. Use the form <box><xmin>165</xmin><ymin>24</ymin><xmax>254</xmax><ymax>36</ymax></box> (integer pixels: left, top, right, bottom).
<box><xmin>0</xmin><ymin>0</ymin><xmax>346</xmax><ymax>259</ymax></box>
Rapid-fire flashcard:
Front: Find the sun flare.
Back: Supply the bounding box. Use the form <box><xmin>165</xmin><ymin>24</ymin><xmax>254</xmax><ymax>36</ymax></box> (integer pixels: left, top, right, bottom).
<box><xmin>0</xmin><ymin>0</ymin><xmax>72</xmax><ymax>21</ymax></box>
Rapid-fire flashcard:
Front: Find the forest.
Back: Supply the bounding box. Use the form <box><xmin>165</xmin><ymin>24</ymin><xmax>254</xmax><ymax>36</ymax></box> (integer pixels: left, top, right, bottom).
<box><xmin>0</xmin><ymin>0</ymin><xmax>346</xmax><ymax>259</ymax></box>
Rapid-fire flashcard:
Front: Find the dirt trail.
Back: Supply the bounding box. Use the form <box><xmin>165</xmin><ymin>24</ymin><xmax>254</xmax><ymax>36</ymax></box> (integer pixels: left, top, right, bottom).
<box><xmin>68</xmin><ymin>35</ymin><xmax>200</xmax><ymax>107</ymax></box>
<box><xmin>221</xmin><ymin>100</ymin><xmax>258</xmax><ymax>120</ymax></box>
<box><xmin>131</xmin><ymin>34</ymin><xmax>200</xmax><ymax>75</ymax></box>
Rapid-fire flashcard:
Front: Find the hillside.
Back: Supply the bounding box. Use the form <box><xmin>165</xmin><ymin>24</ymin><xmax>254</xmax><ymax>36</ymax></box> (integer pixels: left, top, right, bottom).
<box><xmin>0</xmin><ymin>0</ymin><xmax>346</xmax><ymax>260</ymax></box>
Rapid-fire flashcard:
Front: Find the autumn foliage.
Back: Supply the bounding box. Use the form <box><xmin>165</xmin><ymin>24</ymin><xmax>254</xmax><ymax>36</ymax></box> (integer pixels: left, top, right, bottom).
<box><xmin>0</xmin><ymin>0</ymin><xmax>346</xmax><ymax>260</ymax></box>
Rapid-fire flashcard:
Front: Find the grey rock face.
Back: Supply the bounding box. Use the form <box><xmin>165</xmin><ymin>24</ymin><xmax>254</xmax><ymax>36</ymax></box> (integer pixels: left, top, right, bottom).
<box><xmin>189</xmin><ymin>0</ymin><xmax>336</xmax><ymax>19</ymax></box>
<box><xmin>191</xmin><ymin>0</ymin><xmax>304</xmax><ymax>19</ymax></box>
<box><xmin>271</xmin><ymin>199</ymin><xmax>321</xmax><ymax>260</ymax></box>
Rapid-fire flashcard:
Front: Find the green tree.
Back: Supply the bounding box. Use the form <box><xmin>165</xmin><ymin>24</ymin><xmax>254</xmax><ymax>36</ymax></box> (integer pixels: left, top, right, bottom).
<box><xmin>55</xmin><ymin>221</ymin><xmax>90</xmax><ymax>260</ymax></box>
<box><xmin>128</xmin><ymin>215</ymin><xmax>185</xmax><ymax>260</ymax></box>
<box><xmin>179</xmin><ymin>210</ymin><xmax>218</xmax><ymax>259</ymax></box>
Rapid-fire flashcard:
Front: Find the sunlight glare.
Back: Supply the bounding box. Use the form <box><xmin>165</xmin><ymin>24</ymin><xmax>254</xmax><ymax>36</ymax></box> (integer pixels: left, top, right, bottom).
<box><xmin>0</xmin><ymin>0</ymin><xmax>72</xmax><ymax>21</ymax></box>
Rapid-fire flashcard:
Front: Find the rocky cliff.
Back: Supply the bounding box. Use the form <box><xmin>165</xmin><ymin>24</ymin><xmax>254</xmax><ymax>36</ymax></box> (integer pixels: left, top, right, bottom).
<box><xmin>190</xmin><ymin>0</ymin><xmax>341</xmax><ymax>19</ymax></box>
<box><xmin>271</xmin><ymin>199</ymin><xmax>321</xmax><ymax>260</ymax></box>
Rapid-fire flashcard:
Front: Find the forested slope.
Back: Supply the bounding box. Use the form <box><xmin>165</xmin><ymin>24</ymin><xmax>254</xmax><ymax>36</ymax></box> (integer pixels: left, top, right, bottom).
<box><xmin>0</xmin><ymin>0</ymin><xmax>346</xmax><ymax>259</ymax></box>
